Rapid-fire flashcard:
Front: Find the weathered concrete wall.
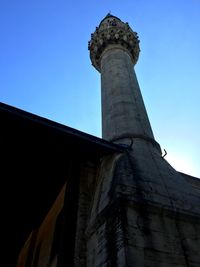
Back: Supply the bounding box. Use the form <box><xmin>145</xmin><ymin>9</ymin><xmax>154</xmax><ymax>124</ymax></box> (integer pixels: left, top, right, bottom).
<box><xmin>86</xmin><ymin>153</ymin><xmax>124</xmax><ymax>266</ymax></box>
<box><xmin>16</xmin><ymin>145</ymin><xmax>200</xmax><ymax>267</ymax></box>
<box><xmin>126</xmin><ymin>205</ymin><xmax>200</xmax><ymax>267</ymax></box>
<box><xmin>86</xmin><ymin>143</ymin><xmax>200</xmax><ymax>267</ymax></box>
<box><xmin>74</xmin><ymin>162</ymin><xmax>98</xmax><ymax>267</ymax></box>
<box><xmin>86</xmin><ymin>202</ymin><xmax>200</xmax><ymax>267</ymax></box>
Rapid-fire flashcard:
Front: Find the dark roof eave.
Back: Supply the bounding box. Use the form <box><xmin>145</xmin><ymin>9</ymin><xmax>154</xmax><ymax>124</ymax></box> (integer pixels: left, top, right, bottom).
<box><xmin>0</xmin><ymin>102</ymin><xmax>125</xmax><ymax>154</ymax></box>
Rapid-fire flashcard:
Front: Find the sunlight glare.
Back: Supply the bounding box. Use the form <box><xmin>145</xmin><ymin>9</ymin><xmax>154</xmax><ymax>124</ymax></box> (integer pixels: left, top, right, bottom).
<box><xmin>165</xmin><ymin>152</ymin><xmax>196</xmax><ymax>177</ymax></box>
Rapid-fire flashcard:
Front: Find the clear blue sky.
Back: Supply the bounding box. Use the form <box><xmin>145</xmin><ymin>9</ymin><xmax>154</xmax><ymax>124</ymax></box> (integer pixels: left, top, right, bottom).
<box><xmin>0</xmin><ymin>0</ymin><xmax>199</xmax><ymax>177</ymax></box>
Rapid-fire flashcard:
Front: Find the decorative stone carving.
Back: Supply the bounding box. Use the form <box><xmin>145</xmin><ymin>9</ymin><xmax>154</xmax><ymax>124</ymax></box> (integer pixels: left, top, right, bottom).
<box><xmin>88</xmin><ymin>14</ymin><xmax>140</xmax><ymax>71</ymax></box>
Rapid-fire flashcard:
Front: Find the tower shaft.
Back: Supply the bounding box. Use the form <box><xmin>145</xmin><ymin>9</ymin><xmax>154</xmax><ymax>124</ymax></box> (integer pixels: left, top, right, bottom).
<box><xmin>101</xmin><ymin>46</ymin><xmax>154</xmax><ymax>142</ymax></box>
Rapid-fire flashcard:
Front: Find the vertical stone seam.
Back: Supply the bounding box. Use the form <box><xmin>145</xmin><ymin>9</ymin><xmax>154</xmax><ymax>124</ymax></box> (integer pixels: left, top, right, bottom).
<box><xmin>146</xmin><ymin>145</ymin><xmax>190</xmax><ymax>266</ymax></box>
<box><xmin>147</xmin><ymin>144</ymin><xmax>176</xmax><ymax>211</ymax></box>
<box><xmin>174</xmin><ymin>218</ymin><xmax>190</xmax><ymax>267</ymax></box>
<box><xmin>125</xmin><ymin>149</ymin><xmax>158</xmax><ymax>266</ymax></box>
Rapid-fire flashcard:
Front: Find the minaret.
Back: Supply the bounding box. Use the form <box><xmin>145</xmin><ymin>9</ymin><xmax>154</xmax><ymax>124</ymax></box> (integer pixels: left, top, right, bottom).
<box><xmin>88</xmin><ymin>14</ymin><xmax>155</xmax><ymax>146</ymax></box>
<box><xmin>87</xmin><ymin>15</ymin><xmax>200</xmax><ymax>267</ymax></box>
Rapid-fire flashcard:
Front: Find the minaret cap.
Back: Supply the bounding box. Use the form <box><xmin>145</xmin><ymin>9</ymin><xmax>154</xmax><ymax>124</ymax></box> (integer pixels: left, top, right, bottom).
<box><xmin>88</xmin><ymin>14</ymin><xmax>140</xmax><ymax>72</ymax></box>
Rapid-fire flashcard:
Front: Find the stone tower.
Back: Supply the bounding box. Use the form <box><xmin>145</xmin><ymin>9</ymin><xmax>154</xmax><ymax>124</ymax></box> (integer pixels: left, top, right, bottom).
<box><xmin>88</xmin><ymin>14</ymin><xmax>200</xmax><ymax>266</ymax></box>
<box><xmin>88</xmin><ymin>13</ymin><xmax>155</xmax><ymax>145</ymax></box>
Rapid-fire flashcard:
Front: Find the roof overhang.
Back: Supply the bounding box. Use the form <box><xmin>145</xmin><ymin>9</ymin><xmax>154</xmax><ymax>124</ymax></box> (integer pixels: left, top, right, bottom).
<box><xmin>0</xmin><ymin>102</ymin><xmax>124</xmax><ymax>266</ymax></box>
